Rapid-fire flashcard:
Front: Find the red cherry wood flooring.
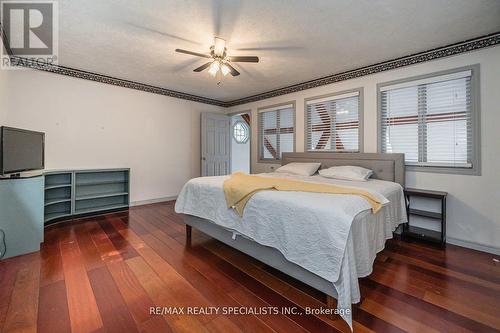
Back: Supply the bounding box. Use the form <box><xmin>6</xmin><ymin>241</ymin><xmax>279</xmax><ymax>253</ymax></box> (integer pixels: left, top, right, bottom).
<box><xmin>0</xmin><ymin>201</ymin><xmax>499</xmax><ymax>333</ymax></box>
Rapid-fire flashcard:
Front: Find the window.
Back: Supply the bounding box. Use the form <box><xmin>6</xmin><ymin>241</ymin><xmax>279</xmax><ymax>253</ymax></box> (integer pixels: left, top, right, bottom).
<box><xmin>232</xmin><ymin>120</ymin><xmax>249</xmax><ymax>144</ymax></box>
<box><xmin>379</xmin><ymin>66</ymin><xmax>480</xmax><ymax>174</ymax></box>
<box><xmin>258</xmin><ymin>103</ymin><xmax>295</xmax><ymax>161</ymax></box>
<box><xmin>306</xmin><ymin>90</ymin><xmax>361</xmax><ymax>152</ymax></box>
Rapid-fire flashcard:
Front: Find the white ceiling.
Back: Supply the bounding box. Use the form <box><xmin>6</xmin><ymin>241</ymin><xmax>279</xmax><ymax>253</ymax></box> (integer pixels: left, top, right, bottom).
<box><xmin>52</xmin><ymin>0</ymin><xmax>500</xmax><ymax>101</ymax></box>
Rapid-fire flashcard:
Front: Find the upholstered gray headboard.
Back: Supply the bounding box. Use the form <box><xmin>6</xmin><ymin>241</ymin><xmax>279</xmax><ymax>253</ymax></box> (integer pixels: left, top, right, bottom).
<box><xmin>281</xmin><ymin>152</ymin><xmax>405</xmax><ymax>187</ymax></box>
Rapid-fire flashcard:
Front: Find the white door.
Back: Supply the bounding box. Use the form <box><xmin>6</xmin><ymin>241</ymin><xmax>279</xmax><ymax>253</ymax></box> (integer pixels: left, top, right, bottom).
<box><xmin>201</xmin><ymin>112</ymin><xmax>231</xmax><ymax>176</ymax></box>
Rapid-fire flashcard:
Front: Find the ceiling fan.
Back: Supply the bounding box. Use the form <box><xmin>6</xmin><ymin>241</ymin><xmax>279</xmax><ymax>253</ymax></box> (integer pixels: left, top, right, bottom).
<box><xmin>175</xmin><ymin>37</ymin><xmax>259</xmax><ymax>78</ymax></box>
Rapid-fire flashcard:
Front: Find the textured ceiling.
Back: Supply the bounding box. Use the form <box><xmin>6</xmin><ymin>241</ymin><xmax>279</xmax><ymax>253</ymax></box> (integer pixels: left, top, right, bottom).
<box><xmin>25</xmin><ymin>0</ymin><xmax>500</xmax><ymax>101</ymax></box>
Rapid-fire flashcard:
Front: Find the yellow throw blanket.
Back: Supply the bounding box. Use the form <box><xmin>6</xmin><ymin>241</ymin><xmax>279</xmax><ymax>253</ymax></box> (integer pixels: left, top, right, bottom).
<box><xmin>223</xmin><ymin>172</ymin><xmax>384</xmax><ymax>217</ymax></box>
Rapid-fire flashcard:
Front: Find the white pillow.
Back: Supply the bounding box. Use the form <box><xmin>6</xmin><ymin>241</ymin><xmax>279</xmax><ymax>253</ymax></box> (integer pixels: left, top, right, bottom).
<box><xmin>319</xmin><ymin>165</ymin><xmax>373</xmax><ymax>181</ymax></box>
<box><xmin>275</xmin><ymin>162</ymin><xmax>321</xmax><ymax>176</ymax></box>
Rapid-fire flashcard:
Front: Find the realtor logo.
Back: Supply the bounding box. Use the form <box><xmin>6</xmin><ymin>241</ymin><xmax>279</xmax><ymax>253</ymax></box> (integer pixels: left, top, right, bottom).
<box><xmin>1</xmin><ymin>0</ymin><xmax>58</xmax><ymax>69</ymax></box>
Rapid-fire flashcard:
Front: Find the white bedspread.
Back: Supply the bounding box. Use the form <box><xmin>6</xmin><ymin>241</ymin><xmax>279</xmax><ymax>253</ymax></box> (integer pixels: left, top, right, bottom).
<box><xmin>175</xmin><ymin>173</ymin><xmax>406</xmax><ymax>329</ymax></box>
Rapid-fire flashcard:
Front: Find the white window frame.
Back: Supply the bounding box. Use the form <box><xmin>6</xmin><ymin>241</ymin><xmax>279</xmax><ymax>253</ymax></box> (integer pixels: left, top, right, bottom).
<box><xmin>258</xmin><ymin>101</ymin><xmax>296</xmax><ymax>163</ymax></box>
<box><xmin>232</xmin><ymin>120</ymin><xmax>250</xmax><ymax>144</ymax></box>
<box><xmin>377</xmin><ymin>65</ymin><xmax>481</xmax><ymax>175</ymax></box>
<box><xmin>304</xmin><ymin>88</ymin><xmax>364</xmax><ymax>153</ymax></box>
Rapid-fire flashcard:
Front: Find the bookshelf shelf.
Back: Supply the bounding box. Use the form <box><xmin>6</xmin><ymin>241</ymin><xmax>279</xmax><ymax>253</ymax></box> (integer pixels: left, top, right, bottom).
<box><xmin>43</xmin><ymin>169</ymin><xmax>130</xmax><ymax>225</ymax></box>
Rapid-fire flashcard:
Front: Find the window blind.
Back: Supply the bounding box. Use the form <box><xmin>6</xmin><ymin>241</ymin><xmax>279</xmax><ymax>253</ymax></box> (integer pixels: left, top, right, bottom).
<box><xmin>259</xmin><ymin>105</ymin><xmax>295</xmax><ymax>160</ymax></box>
<box><xmin>380</xmin><ymin>70</ymin><xmax>473</xmax><ymax>168</ymax></box>
<box><xmin>306</xmin><ymin>91</ymin><xmax>360</xmax><ymax>152</ymax></box>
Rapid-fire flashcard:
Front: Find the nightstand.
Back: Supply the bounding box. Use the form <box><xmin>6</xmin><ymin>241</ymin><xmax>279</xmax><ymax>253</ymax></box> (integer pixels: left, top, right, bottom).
<box><xmin>403</xmin><ymin>188</ymin><xmax>447</xmax><ymax>245</ymax></box>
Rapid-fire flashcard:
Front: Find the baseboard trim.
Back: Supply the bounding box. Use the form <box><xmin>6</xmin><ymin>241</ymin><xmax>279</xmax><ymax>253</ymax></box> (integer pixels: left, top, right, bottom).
<box><xmin>130</xmin><ymin>196</ymin><xmax>177</xmax><ymax>207</ymax></box>
<box><xmin>447</xmin><ymin>237</ymin><xmax>500</xmax><ymax>256</ymax></box>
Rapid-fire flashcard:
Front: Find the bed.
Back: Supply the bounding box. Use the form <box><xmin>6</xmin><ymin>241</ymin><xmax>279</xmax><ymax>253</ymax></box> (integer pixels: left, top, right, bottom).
<box><xmin>175</xmin><ymin>152</ymin><xmax>406</xmax><ymax>329</ymax></box>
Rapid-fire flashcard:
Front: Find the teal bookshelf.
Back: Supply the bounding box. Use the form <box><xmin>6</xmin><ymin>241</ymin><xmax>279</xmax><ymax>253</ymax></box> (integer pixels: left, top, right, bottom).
<box><xmin>44</xmin><ymin>169</ymin><xmax>130</xmax><ymax>224</ymax></box>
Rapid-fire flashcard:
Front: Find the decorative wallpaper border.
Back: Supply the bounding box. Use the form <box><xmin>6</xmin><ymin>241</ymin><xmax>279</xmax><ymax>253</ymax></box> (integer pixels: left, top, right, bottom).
<box><xmin>224</xmin><ymin>31</ymin><xmax>500</xmax><ymax>107</ymax></box>
<box><xmin>6</xmin><ymin>31</ymin><xmax>500</xmax><ymax>108</ymax></box>
<box><xmin>8</xmin><ymin>57</ymin><xmax>227</xmax><ymax>107</ymax></box>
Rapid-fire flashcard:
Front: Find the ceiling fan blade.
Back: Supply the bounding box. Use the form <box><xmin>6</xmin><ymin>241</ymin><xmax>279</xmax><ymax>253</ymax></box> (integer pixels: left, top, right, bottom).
<box><xmin>225</xmin><ymin>63</ymin><xmax>240</xmax><ymax>76</ymax></box>
<box><xmin>236</xmin><ymin>46</ymin><xmax>303</xmax><ymax>51</ymax></box>
<box><xmin>193</xmin><ymin>62</ymin><xmax>212</xmax><ymax>72</ymax></box>
<box><xmin>175</xmin><ymin>49</ymin><xmax>211</xmax><ymax>58</ymax></box>
<box><xmin>227</xmin><ymin>56</ymin><xmax>259</xmax><ymax>63</ymax></box>
<box><xmin>127</xmin><ymin>23</ymin><xmax>201</xmax><ymax>45</ymax></box>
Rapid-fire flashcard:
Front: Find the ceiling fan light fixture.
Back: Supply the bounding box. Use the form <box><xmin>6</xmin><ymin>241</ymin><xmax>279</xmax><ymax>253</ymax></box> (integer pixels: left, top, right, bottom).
<box><xmin>175</xmin><ymin>36</ymin><xmax>257</xmax><ymax>80</ymax></box>
<box><xmin>213</xmin><ymin>37</ymin><xmax>226</xmax><ymax>57</ymax></box>
<box><xmin>220</xmin><ymin>63</ymin><xmax>230</xmax><ymax>76</ymax></box>
<box><xmin>208</xmin><ymin>60</ymin><xmax>220</xmax><ymax>76</ymax></box>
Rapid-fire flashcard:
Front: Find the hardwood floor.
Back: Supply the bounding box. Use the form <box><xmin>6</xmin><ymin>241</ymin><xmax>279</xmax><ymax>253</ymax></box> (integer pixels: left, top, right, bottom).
<box><xmin>1</xmin><ymin>201</ymin><xmax>499</xmax><ymax>333</ymax></box>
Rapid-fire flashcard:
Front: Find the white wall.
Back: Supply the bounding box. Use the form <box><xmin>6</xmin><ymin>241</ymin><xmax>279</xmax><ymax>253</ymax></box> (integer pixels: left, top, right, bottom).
<box><xmin>230</xmin><ymin>114</ymin><xmax>250</xmax><ymax>173</ymax></box>
<box><xmin>228</xmin><ymin>46</ymin><xmax>500</xmax><ymax>253</ymax></box>
<box><xmin>0</xmin><ymin>69</ymin><xmax>6</xmax><ymax>124</ymax></box>
<box><xmin>0</xmin><ymin>68</ymin><xmax>223</xmax><ymax>204</ymax></box>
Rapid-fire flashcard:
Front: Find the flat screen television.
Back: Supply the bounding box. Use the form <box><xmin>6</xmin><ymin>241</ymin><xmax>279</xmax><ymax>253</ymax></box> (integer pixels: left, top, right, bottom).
<box><xmin>0</xmin><ymin>126</ymin><xmax>45</xmax><ymax>175</ymax></box>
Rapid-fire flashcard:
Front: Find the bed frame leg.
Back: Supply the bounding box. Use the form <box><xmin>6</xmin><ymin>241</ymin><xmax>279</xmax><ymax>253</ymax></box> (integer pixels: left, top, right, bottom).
<box><xmin>326</xmin><ymin>295</ymin><xmax>336</xmax><ymax>320</ymax></box>
<box><xmin>186</xmin><ymin>225</ymin><xmax>192</xmax><ymax>246</ymax></box>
